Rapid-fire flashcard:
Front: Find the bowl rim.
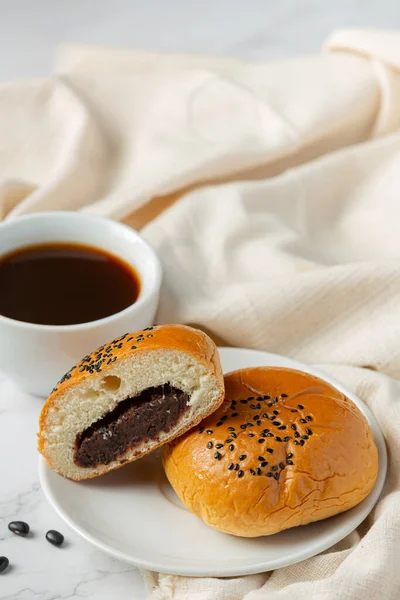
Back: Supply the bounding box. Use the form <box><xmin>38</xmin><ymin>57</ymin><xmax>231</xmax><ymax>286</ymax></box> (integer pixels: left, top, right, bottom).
<box><xmin>0</xmin><ymin>211</ymin><xmax>162</xmax><ymax>332</ymax></box>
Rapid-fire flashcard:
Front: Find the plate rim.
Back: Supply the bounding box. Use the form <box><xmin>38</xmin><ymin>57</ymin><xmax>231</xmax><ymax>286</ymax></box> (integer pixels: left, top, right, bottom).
<box><xmin>39</xmin><ymin>347</ymin><xmax>387</xmax><ymax>576</ymax></box>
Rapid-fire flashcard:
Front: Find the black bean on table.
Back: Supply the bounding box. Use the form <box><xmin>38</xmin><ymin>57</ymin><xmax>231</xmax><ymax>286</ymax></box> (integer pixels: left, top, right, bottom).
<box><xmin>46</xmin><ymin>530</ymin><xmax>64</xmax><ymax>547</ymax></box>
<box><xmin>0</xmin><ymin>557</ymin><xmax>9</xmax><ymax>573</ymax></box>
<box><xmin>8</xmin><ymin>521</ymin><xmax>30</xmax><ymax>536</ymax></box>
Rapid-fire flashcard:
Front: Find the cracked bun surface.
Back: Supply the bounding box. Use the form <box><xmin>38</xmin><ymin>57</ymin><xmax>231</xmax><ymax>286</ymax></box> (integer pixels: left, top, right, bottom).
<box><xmin>162</xmin><ymin>367</ymin><xmax>379</xmax><ymax>537</ymax></box>
<box><xmin>38</xmin><ymin>324</ymin><xmax>224</xmax><ymax>481</ymax></box>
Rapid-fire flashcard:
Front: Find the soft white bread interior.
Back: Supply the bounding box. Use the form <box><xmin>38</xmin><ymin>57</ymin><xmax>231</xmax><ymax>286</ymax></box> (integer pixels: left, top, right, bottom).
<box><xmin>38</xmin><ymin>325</ymin><xmax>224</xmax><ymax>480</ymax></box>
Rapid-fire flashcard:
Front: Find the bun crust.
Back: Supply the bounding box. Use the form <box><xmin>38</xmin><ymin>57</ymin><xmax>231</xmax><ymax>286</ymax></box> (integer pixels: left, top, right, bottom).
<box><xmin>38</xmin><ymin>324</ymin><xmax>224</xmax><ymax>480</ymax></box>
<box><xmin>162</xmin><ymin>367</ymin><xmax>379</xmax><ymax>537</ymax></box>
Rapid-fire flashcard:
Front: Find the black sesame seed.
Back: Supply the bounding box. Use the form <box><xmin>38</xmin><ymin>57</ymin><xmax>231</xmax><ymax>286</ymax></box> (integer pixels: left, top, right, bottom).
<box><xmin>257</xmin><ymin>468</ymin><xmax>262</xmax><ymax>475</ymax></box>
<box><xmin>231</xmin><ymin>412</ymin><xmax>238</xmax><ymax>417</ymax></box>
<box><xmin>283</xmin><ymin>436</ymin><xmax>290</xmax><ymax>442</ymax></box>
<box><xmin>258</xmin><ymin>456</ymin><xmax>265</xmax><ymax>461</ymax></box>
<box><xmin>226</xmin><ymin>438</ymin><xmax>233</xmax><ymax>443</ymax></box>
<box><xmin>261</xmin><ymin>461</ymin><xmax>269</xmax><ymax>467</ymax></box>
<box><xmin>271</xmin><ymin>466</ymin><xmax>278</xmax><ymax>471</ymax></box>
<box><xmin>216</xmin><ymin>443</ymin><xmax>224</xmax><ymax>449</ymax></box>
<box><xmin>272</xmin><ymin>421</ymin><xmax>280</xmax><ymax>426</ymax></box>
<box><xmin>301</xmin><ymin>435</ymin><xmax>309</xmax><ymax>440</ymax></box>
<box><xmin>0</xmin><ymin>557</ymin><xmax>9</xmax><ymax>573</ymax></box>
<box><xmin>247</xmin><ymin>422</ymin><xmax>254</xmax><ymax>427</ymax></box>
<box><xmin>295</xmin><ymin>440</ymin><xmax>300</xmax><ymax>445</ymax></box>
<box><xmin>268</xmin><ymin>403</ymin><xmax>273</xmax><ymax>407</ymax></box>
<box><xmin>298</xmin><ymin>404</ymin><xmax>305</xmax><ymax>410</ymax></box>
<box><xmin>131</xmin><ymin>345</ymin><xmax>137</xmax><ymax>350</ymax></box>
<box><xmin>221</xmin><ymin>415</ymin><xmax>228</xmax><ymax>421</ymax></box>
<box><xmin>300</xmin><ymin>439</ymin><xmax>305</xmax><ymax>446</ymax></box>
<box><xmin>291</xmin><ymin>424</ymin><xmax>297</xmax><ymax>430</ymax></box>
<box><xmin>262</xmin><ymin>413</ymin><xmax>268</xmax><ymax>418</ymax></box>
<box><xmin>257</xmin><ymin>420</ymin><xmax>262</xmax><ymax>426</ymax></box>
<box><xmin>250</xmin><ymin>404</ymin><xmax>257</xmax><ymax>409</ymax></box>
<box><xmin>231</xmin><ymin>400</ymin><xmax>237</xmax><ymax>405</ymax></box>
<box><xmin>228</xmin><ymin>463</ymin><xmax>234</xmax><ymax>470</ymax></box>
<box><xmin>253</xmin><ymin>415</ymin><xmax>260</xmax><ymax>420</ymax></box>
<box><xmin>273</xmin><ymin>410</ymin><xmax>279</xmax><ymax>415</ymax></box>
<box><xmin>199</xmin><ymin>428</ymin><xmax>204</xmax><ymax>433</ymax></box>
<box><xmin>229</xmin><ymin>444</ymin><xmax>235</xmax><ymax>451</ymax></box>
<box><xmin>267</xmin><ymin>448</ymin><xmax>274</xmax><ymax>454</ymax></box>
<box><xmin>294</xmin><ymin>431</ymin><xmax>300</xmax><ymax>438</ymax></box>
<box><xmin>206</xmin><ymin>430</ymin><xmax>213</xmax><ymax>434</ymax></box>
<box><xmin>234</xmin><ymin>464</ymin><xmax>240</xmax><ymax>471</ymax></box>
<box><xmin>291</xmin><ymin>409</ymin><xmax>298</xmax><ymax>413</ymax></box>
<box><xmin>247</xmin><ymin>433</ymin><xmax>255</xmax><ymax>437</ymax></box>
<box><xmin>256</xmin><ymin>403</ymin><xmax>262</xmax><ymax>409</ymax></box>
<box><xmin>214</xmin><ymin>452</ymin><xmax>222</xmax><ymax>460</ymax></box>
<box><xmin>207</xmin><ymin>442</ymin><xmax>213</xmax><ymax>449</ymax></box>
<box><xmin>267</xmin><ymin>472</ymin><xmax>273</xmax><ymax>477</ymax></box>
<box><xmin>231</xmin><ymin>433</ymin><xmax>237</xmax><ymax>438</ymax></box>
<box><xmin>228</xmin><ymin>427</ymin><xmax>235</xmax><ymax>431</ymax></box>
<box><xmin>240</xmin><ymin>399</ymin><xmax>248</xmax><ymax>404</ymax></box>
<box><xmin>240</xmin><ymin>424</ymin><xmax>247</xmax><ymax>430</ymax></box>
<box><xmin>248</xmin><ymin>397</ymin><xmax>255</xmax><ymax>400</ymax></box>
<box><xmin>239</xmin><ymin>454</ymin><xmax>247</xmax><ymax>461</ymax></box>
<box><xmin>287</xmin><ymin>453</ymin><xmax>293</xmax><ymax>458</ymax></box>
<box><xmin>281</xmin><ymin>393</ymin><xmax>288</xmax><ymax>398</ymax></box>
<box><xmin>266</xmin><ymin>432</ymin><xmax>274</xmax><ymax>437</ymax></box>
<box><xmin>216</xmin><ymin>421</ymin><xmax>223</xmax><ymax>427</ymax></box>
<box><xmin>263</xmin><ymin>395</ymin><xmax>270</xmax><ymax>399</ymax></box>
<box><xmin>8</xmin><ymin>521</ymin><xmax>29</xmax><ymax>536</ymax></box>
<box><xmin>275</xmin><ymin>436</ymin><xmax>282</xmax><ymax>442</ymax></box>
<box><xmin>300</xmin><ymin>418</ymin><xmax>307</xmax><ymax>423</ymax></box>
<box><xmin>46</xmin><ymin>530</ymin><xmax>64</xmax><ymax>547</ymax></box>
<box><xmin>274</xmin><ymin>472</ymin><xmax>280</xmax><ymax>481</ymax></box>
<box><xmin>146</xmin><ymin>334</ymin><xmax>153</xmax><ymax>338</ymax></box>
<box><xmin>306</xmin><ymin>428</ymin><xmax>313</xmax><ymax>435</ymax></box>
<box><xmin>250</xmin><ymin>469</ymin><xmax>256</xmax><ymax>475</ymax></box>
<box><xmin>258</xmin><ymin>439</ymin><xmax>265</xmax><ymax>444</ymax></box>
<box><xmin>279</xmin><ymin>462</ymin><xmax>285</xmax><ymax>469</ymax></box>
<box><xmin>238</xmin><ymin>470</ymin><xmax>244</xmax><ymax>478</ymax></box>
<box><xmin>278</xmin><ymin>425</ymin><xmax>286</xmax><ymax>430</ymax></box>
<box><xmin>306</xmin><ymin>416</ymin><xmax>313</xmax><ymax>422</ymax></box>
<box><xmin>286</xmin><ymin>459</ymin><xmax>294</xmax><ymax>465</ymax></box>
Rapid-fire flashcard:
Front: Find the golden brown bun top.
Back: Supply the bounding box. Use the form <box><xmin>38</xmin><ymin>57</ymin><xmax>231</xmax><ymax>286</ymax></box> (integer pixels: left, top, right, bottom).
<box><xmin>163</xmin><ymin>367</ymin><xmax>379</xmax><ymax>537</ymax></box>
<box><xmin>39</xmin><ymin>324</ymin><xmax>222</xmax><ymax>430</ymax></box>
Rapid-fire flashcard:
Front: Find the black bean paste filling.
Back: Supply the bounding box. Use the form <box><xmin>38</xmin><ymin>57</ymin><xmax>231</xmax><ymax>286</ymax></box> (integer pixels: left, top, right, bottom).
<box><xmin>74</xmin><ymin>384</ymin><xmax>190</xmax><ymax>468</ymax></box>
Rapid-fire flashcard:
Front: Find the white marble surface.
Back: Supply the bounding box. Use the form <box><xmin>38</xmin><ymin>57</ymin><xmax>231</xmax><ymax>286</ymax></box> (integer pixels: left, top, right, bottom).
<box><xmin>0</xmin><ymin>0</ymin><xmax>399</xmax><ymax>81</ymax></box>
<box><xmin>0</xmin><ymin>1</ymin><xmax>399</xmax><ymax>599</ymax></box>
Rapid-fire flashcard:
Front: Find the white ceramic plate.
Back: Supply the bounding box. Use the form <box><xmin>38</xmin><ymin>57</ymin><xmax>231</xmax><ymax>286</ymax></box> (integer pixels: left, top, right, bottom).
<box><xmin>39</xmin><ymin>348</ymin><xmax>386</xmax><ymax>577</ymax></box>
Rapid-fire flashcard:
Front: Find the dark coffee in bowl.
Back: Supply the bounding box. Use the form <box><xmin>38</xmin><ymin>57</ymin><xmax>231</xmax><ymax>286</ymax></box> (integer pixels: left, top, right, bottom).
<box><xmin>0</xmin><ymin>242</ymin><xmax>140</xmax><ymax>326</ymax></box>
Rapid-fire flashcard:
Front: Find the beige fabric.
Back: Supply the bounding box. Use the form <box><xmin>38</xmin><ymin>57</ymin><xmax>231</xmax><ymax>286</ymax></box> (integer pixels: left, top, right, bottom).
<box><xmin>1</xmin><ymin>27</ymin><xmax>400</xmax><ymax>599</ymax></box>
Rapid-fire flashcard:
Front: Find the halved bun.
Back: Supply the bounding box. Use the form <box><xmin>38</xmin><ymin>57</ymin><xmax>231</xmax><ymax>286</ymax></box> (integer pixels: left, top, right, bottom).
<box><xmin>38</xmin><ymin>324</ymin><xmax>224</xmax><ymax>481</ymax></box>
<box><xmin>162</xmin><ymin>367</ymin><xmax>379</xmax><ymax>537</ymax></box>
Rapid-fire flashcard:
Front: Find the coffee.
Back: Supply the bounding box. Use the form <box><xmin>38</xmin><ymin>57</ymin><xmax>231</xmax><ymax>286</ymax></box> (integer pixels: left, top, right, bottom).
<box><xmin>0</xmin><ymin>242</ymin><xmax>140</xmax><ymax>326</ymax></box>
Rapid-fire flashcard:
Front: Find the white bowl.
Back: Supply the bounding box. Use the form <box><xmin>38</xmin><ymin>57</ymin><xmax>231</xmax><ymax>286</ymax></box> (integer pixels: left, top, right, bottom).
<box><xmin>0</xmin><ymin>212</ymin><xmax>162</xmax><ymax>397</ymax></box>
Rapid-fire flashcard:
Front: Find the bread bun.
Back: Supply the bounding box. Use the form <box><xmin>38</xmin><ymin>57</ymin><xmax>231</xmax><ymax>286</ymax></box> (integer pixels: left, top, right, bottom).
<box><xmin>38</xmin><ymin>324</ymin><xmax>224</xmax><ymax>481</ymax></box>
<box><xmin>162</xmin><ymin>367</ymin><xmax>379</xmax><ymax>537</ymax></box>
